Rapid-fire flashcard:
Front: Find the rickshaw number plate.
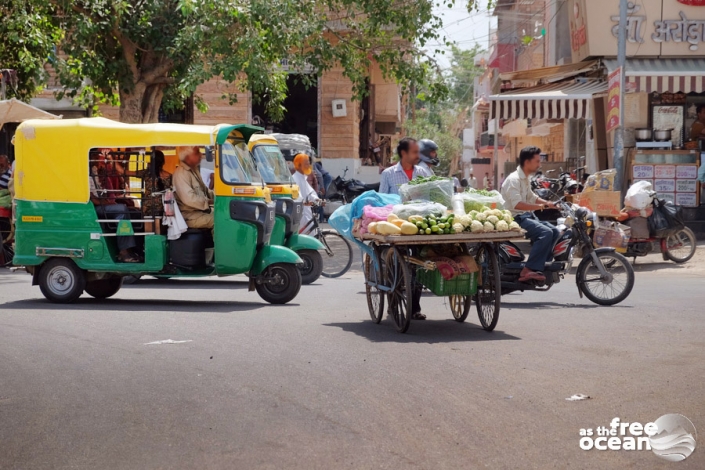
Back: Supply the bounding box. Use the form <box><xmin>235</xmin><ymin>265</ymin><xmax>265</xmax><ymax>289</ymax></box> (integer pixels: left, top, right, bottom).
<box><xmin>21</xmin><ymin>216</ymin><xmax>43</xmax><ymax>223</ymax></box>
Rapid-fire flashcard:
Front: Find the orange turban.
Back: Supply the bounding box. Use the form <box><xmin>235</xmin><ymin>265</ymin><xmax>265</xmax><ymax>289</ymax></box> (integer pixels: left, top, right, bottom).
<box><xmin>293</xmin><ymin>153</ymin><xmax>312</xmax><ymax>175</ymax></box>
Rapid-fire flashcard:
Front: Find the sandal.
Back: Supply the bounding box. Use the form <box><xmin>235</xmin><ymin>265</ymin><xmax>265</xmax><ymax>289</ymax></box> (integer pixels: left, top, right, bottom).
<box><xmin>412</xmin><ymin>312</ymin><xmax>427</xmax><ymax>320</ymax></box>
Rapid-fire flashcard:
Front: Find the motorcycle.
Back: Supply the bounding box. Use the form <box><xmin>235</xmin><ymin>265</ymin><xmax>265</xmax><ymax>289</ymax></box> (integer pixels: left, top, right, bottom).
<box><xmin>531</xmin><ymin>168</ymin><xmax>581</xmax><ymax>223</ymax></box>
<box><xmin>326</xmin><ymin>167</ymin><xmax>380</xmax><ymax>204</ymax></box>
<box><xmin>497</xmin><ymin>200</ymin><xmax>635</xmax><ymax>306</ymax></box>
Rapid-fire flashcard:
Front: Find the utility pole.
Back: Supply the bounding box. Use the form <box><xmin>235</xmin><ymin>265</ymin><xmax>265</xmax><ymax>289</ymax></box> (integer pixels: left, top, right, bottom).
<box><xmin>614</xmin><ymin>0</ymin><xmax>627</xmax><ymax>198</ymax></box>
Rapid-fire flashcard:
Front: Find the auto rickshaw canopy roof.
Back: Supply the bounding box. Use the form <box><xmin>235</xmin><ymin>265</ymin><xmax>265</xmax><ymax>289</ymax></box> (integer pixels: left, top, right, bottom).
<box><xmin>14</xmin><ymin>117</ymin><xmax>262</xmax><ymax>203</ymax></box>
<box><xmin>247</xmin><ymin>133</ymin><xmax>279</xmax><ymax>151</ymax></box>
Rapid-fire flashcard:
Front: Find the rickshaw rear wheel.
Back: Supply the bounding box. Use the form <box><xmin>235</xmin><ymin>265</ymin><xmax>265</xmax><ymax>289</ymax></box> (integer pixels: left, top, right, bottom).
<box><xmin>298</xmin><ymin>249</ymin><xmax>323</xmax><ymax>285</ymax></box>
<box><xmin>85</xmin><ymin>276</ymin><xmax>123</xmax><ymax>299</ymax></box>
<box><xmin>255</xmin><ymin>263</ymin><xmax>302</xmax><ymax>305</ymax></box>
<box><xmin>38</xmin><ymin>258</ymin><xmax>86</xmax><ymax>304</ymax></box>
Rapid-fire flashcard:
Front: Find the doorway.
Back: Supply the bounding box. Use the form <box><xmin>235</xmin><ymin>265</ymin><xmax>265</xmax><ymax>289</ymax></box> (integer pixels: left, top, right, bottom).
<box><xmin>252</xmin><ymin>74</ymin><xmax>319</xmax><ymax>150</ymax></box>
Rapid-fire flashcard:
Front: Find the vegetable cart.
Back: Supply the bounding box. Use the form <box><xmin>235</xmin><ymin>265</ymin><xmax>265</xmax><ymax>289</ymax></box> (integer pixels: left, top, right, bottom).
<box><xmin>359</xmin><ymin>231</ymin><xmax>525</xmax><ymax>334</ymax></box>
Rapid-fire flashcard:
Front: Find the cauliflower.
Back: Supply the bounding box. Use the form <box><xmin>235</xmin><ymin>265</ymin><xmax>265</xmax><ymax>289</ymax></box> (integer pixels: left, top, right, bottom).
<box><xmin>483</xmin><ymin>221</ymin><xmax>495</xmax><ymax>232</ymax></box>
<box><xmin>452</xmin><ymin>223</ymin><xmax>465</xmax><ymax>234</ymax></box>
<box><xmin>457</xmin><ymin>214</ymin><xmax>473</xmax><ymax>228</ymax></box>
<box><xmin>503</xmin><ymin>214</ymin><xmax>513</xmax><ymax>224</ymax></box>
<box><xmin>469</xmin><ymin>210</ymin><xmax>479</xmax><ymax>218</ymax></box>
<box><xmin>474</xmin><ymin>212</ymin><xmax>487</xmax><ymax>222</ymax></box>
<box><xmin>509</xmin><ymin>221</ymin><xmax>521</xmax><ymax>231</ymax></box>
<box><xmin>502</xmin><ymin>210</ymin><xmax>512</xmax><ymax>219</ymax></box>
<box><xmin>487</xmin><ymin>215</ymin><xmax>499</xmax><ymax>226</ymax></box>
<box><xmin>496</xmin><ymin>220</ymin><xmax>509</xmax><ymax>232</ymax></box>
<box><xmin>490</xmin><ymin>209</ymin><xmax>503</xmax><ymax>218</ymax></box>
<box><xmin>470</xmin><ymin>220</ymin><xmax>484</xmax><ymax>233</ymax></box>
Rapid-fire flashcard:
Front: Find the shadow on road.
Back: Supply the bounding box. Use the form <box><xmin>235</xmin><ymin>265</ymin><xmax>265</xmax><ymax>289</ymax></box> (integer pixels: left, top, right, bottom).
<box><xmin>123</xmin><ymin>278</ymin><xmax>250</xmax><ymax>290</ymax></box>
<box><xmin>500</xmin><ymin>301</ymin><xmax>632</xmax><ymax>310</ymax></box>
<box><xmin>324</xmin><ymin>321</ymin><xmax>521</xmax><ymax>344</ymax></box>
<box><xmin>0</xmin><ymin>297</ymin><xmax>272</xmax><ymax>313</ymax></box>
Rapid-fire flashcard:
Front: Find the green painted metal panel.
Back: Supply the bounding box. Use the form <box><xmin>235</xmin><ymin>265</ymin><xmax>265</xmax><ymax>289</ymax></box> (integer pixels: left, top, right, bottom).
<box><xmin>270</xmin><ymin>215</ymin><xmax>287</xmax><ymax>246</ymax></box>
<box><xmin>286</xmin><ymin>233</ymin><xmax>324</xmax><ymax>252</ymax></box>
<box><xmin>213</xmin><ymin>197</ymin><xmax>258</xmax><ymax>275</ymax></box>
<box><xmin>250</xmin><ymin>244</ymin><xmax>303</xmax><ymax>276</ymax></box>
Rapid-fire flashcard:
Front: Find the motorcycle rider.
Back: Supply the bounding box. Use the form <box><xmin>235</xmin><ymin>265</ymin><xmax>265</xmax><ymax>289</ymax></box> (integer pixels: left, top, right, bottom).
<box><xmin>501</xmin><ymin>146</ymin><xmax>560</xmax><ymax>283</ymax></box>
<box><xmin>417</xmin><ymin>139</ymin><xmax>440</xmax><ymax>175</ymax></box>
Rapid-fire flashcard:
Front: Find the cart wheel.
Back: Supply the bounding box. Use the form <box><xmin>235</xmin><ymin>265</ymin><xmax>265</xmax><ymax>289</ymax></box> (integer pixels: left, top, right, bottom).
<box><xmin>363</xmin><ymin>252</ymin><xmax>385</xmax><ymax>324</ymax></box>
<box><xmin>385</xmin><ymin>246</ymin><xmax>412</xmax><ymax>333</ymax></box>
<box><xmin>475</xmin><ymin>243</ymin><xmax>500</xmax><ymax>331</ymax></box>
<box><xmin>449</xmin><ymin>295</ymin><xmax>471</xmax><ymax>322</ymax></box>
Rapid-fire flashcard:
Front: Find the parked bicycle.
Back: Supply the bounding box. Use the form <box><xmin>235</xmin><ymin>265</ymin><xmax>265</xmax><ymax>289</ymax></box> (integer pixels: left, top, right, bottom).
<box><xmin>300</xmin><ymin>201</ymin><xmax>353</xmax><ymax>278</ymax></box>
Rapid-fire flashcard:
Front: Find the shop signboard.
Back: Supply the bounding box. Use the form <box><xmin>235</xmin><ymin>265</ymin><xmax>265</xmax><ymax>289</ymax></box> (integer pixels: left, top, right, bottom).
<box><xmin>654</xmin><ymin>178</ymin><xmax>676</xmax><ymax>192</ymax></box>
<box><xmin>676</xmin><ymin>179</ymin><xmax>698</xmax><ymax>192</ymax></box>
<box><xmin>633</xmin><ymin>164</ymin><xmax>654</xmax><ymax>179</ymax></box>
<box><xmin>676</xmin><ymin>165</ymin><xmax>698</xmax><ymax>178</ymax></box>
<box><xmin>676</xmin><ymin>192</ymin><xmax>698</xmax><ymax>206</ymax></box>
<box><xmin>607</xmin><ymin>68</ymin><xmax>621</xmax><ymax>133</ymax></box>
<box><xmin>569</xmin><ymin>0</ymin><xmax>705</xmax><ymax>61</ymax></box>
<box><xmin>654</xmin><ymin>165</ymin><xmax>677</xmax><ymax>178</ymax></box>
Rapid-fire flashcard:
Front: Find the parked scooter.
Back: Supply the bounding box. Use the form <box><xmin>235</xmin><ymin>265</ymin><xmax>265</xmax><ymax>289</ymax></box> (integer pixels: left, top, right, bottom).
<box><xmin>497</xmin><ymin>200</ymin><xmax>635</xmax><ymax>306</ymax></box>
<box><xmin>326</xmin><ymin>167</ymin><xmax>380</xmax><ymax>204</ymax></box>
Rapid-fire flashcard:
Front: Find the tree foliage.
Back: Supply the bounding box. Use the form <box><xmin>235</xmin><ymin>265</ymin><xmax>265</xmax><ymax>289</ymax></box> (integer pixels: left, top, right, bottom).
<box><xmin>0</xmin><ymin>0</ymin><xmax>61</xmax><ymax>101</ymax></box>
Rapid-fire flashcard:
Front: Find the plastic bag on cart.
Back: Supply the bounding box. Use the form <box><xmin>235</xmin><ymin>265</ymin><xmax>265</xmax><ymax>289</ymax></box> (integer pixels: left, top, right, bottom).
<box><xmin>454</xmin><ymin>190</ymin><xmax>505</xmax><ymax>213</ymax></box>
<box><xmin>647</xmin><ymin>198</ymin><xmax>685</xmax><ymax>238</ymax></box>
<box><xmin>624</xmin><ymin>180</ymin><xmax>654</xmax><ymax>210</ymax></box>
<box><xmin>392</xmin><ymin>201</ymin><xmax>446</xmax><ymax>220</ymax></box>
<box><xmin>399</xmin><ymin>178</ymin><xmax>454</xmax><ymax>207</ymax></box>
<box><xmin>329</xmin><ymin>190</ymin><xmax>401</xmax><ymax>263</ymax></box>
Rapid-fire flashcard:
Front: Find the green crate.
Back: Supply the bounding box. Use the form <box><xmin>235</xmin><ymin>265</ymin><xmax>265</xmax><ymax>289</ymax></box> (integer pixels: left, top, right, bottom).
<box><xmin>416</xmin><ymin>268</ymin><xmax>478</xmax><ymax>297</ymax></box>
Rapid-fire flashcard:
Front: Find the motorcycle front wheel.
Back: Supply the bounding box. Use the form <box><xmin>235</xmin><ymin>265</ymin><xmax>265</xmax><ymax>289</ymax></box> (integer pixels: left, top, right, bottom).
<box><xmin>576</xmin><ymin>250</ymin><xmax>634</xmax><ymax>306</ymax></box>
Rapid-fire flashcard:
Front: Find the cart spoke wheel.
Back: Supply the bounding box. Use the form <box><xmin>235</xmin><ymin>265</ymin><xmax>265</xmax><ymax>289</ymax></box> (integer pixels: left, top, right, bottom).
<box><xmin>364</xmin><ymin>252</ymin><xmax>385</xmax><ymax>323</ymax></box>
<box><xmin>449</xmin><ymin>295</ymin><xmax>472</xmax><ymax>322</ymax></box>
<box><xmin>475</xmin><ymin>244</ymin><xmax>500</xmax><ymax>331</ymax></box>
<box><xmin>384</xmin><ymin>246</ymin><xmax>412</xmax><ymax>333</ymax></box>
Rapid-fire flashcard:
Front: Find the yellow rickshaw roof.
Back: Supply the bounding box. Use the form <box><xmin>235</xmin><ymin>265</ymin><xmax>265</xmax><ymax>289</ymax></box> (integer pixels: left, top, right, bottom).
<box><xmin>14</xmin><ymin>117</ymin><xmax>244</xmax><ymax>203</ymax></box>
<box><xmin>247</xmin><ymin>134</ymin><xmax>279</xmax><ymax>151</ymax></box>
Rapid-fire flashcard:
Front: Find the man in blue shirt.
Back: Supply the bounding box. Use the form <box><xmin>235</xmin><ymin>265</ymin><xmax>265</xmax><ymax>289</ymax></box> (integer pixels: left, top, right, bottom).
<box><xmin>379</xmin><ymin>137</ymin><xmax>431</xmax><ymax>320</ymax></box>
<box><xmin>379</xmin><ymin>138</ymin><xmax>432</xmax><ymax>195</ymax></box>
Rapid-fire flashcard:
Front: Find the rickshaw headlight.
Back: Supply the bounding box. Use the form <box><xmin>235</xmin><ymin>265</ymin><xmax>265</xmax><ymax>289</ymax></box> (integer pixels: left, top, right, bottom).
<box><xmin>254</xmin><ymin>207</ymin><xmax>260</xmax><ymax>220</ymax></box>
<box><xmin>281</xmin><ymin>201</ymin><xmax>287</xmax><ymax>214</ymax></box>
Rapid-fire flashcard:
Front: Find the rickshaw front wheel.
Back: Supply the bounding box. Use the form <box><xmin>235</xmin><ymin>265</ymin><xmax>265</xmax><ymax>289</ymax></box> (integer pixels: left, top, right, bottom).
<box><xmin>39</xmin><ymin>258</ymin><xmax>86</xmax><ymax>304</ymax></box>
<box><xmin>85</xmin><ymin>276</ymin><xmax>123</xmax><ymax>299</ymax></box>
<box><xmin>298</xmin><ymin>250</ymin><xmax>323</xmax><ymax>285</ymax></box>
<box><xmin>255</xmin><ymin>263</ymin><xmax>302</xmax><ymax>305</ymax></box>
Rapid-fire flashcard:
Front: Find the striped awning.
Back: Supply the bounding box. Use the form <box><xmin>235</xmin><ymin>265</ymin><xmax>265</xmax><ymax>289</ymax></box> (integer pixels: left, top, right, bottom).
<box><xmin>489</xmin><ymin>80</ymin><xmax>607</xmax><ymax>120</ymax></box>
<box><xmin>603</xmin><ymin>59</ymin><xmax>705</xmax><ymax>94</ymax></box>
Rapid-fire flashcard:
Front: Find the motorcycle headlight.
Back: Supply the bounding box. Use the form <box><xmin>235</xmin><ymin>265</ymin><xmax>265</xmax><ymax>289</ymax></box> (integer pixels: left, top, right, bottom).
<box><xmin>564</xmin><ymin>216</ymin><xmax>575</xmax><ymax>227</ymax></box>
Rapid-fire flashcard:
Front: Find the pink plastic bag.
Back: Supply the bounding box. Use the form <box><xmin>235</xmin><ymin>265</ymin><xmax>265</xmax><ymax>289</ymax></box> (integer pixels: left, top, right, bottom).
<box><xmin>363</xmin><ymin>204</ymin><xmax>394</xmax><ymax>222</ymax></box>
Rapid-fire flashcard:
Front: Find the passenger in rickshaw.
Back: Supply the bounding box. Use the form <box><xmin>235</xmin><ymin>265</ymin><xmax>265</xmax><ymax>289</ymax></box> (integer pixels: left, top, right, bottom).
<box><xmin>173</xmin><ymin>146</ymin><xmax>214</xmax><ymax>230</ymax></box>
<box><xmin>89</xmin><ymin>161</ymin><xmax>141</xmax><ymax>263</ymax></box>
<box><xmin>141</xmin><ymin>150</ymin><xmax>172</xmax><ymax>218</ymax></box>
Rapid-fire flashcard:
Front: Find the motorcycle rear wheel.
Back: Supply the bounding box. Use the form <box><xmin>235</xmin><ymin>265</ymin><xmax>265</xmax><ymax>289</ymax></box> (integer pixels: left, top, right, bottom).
<box><xmin>577</xmin><ymin>250</ymin><xmax>634</xmax><ymax>306</ymax></box>
<box><xmin>664</xmin><ymin>227</ymin><xmax>697</xmax><ymax>264</ymax></box>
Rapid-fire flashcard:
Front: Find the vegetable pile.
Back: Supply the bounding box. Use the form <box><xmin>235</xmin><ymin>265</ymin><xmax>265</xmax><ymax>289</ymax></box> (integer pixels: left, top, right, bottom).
<box><xmin>368</xmin><ymin>213</ymin><xmax>457</xmax><ymax>236</ymax></box>
<box><xmin>399</xmin><ymin>176</ymin><xmax>455</xmax><ymax>208</ymax></box>
<box><xmin>453</xmin><ymin>208</ymin><xmax>521</xmax><ymax>233</ymax></box>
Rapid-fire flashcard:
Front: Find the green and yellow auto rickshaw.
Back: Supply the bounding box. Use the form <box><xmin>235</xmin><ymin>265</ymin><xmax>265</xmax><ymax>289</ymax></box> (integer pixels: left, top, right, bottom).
<box><xmin>13</xmin><ymin>117</ymin><xmax>303</xmax><ymax>304</ymax></box>
<box><xmin>248</xmin><ymin>134</ymin><xmax>325</xmax><ymax>284</ymax></box>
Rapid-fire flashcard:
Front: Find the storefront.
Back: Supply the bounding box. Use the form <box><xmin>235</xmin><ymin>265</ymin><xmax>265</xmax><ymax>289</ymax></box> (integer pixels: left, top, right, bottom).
<box><xmin>568</xmin><ymin>0</ymin><xmax>705</xmax><ymax>232</ymax></box>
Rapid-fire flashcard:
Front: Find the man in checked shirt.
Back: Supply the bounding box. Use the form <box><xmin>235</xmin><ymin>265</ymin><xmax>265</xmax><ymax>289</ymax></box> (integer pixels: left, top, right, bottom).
<box><xmin>378</xmin><ymin>137</ymin><xmax>432</xmax><ymax>319</ymax></box>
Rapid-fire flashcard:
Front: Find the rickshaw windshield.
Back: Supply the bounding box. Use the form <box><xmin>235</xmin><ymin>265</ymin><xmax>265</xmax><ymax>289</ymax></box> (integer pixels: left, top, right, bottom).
<box><xmin>220</xmin><ymin>141</ymin><xmax>262</xmax><ymax>185</ymax></box>
<box><xmin>252</xmin><ymin>145</ymin><xmax>293</xmax><ymax>184</ymax></box>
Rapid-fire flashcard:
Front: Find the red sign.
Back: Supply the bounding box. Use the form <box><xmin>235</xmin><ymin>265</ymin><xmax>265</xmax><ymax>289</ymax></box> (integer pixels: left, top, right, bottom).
<box><xmin>606</xmin><ymin>68</ymin><xmax>621</xmax><ymax>133</ymax></box>
<box><xmin>677</xmin><ymin>0</ymin><xmax>705</xmax><ymax>6</ymax></box>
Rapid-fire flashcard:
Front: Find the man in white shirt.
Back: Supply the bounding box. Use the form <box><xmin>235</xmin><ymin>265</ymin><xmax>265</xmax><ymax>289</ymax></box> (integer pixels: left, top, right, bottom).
<box><xmin>291</xmin><ymin>153</ymin><xmax>320</xmax><ymax>232</ymax></box>
<box><xmin>468</xmin><ymin>173</ymin><xmax>478</xmax><ymax>189</ymax></box>
<box><xmin>483</xmin><ymin>172</ymin><xmax>491</xmax><ymax>190</ymax></box>
<box><xmin>501</xmin><ymin>146</ymin><xmax>560</xmax><ymax>283</ymax></box>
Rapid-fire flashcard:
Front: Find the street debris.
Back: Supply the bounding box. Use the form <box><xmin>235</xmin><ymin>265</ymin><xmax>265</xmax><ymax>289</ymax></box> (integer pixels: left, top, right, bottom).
<box><xmin>144</xmin><ymin>339</ymin><xmax>193</xmax><ymax>345</ymax></box>
<box><xmin>565</xmin><ymin>394</ymin><xmax>591</xmax><ymax>401</ymax></box>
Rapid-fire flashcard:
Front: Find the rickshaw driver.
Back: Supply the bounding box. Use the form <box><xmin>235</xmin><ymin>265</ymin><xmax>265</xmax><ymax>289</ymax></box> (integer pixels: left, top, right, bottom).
<box><xmin>291</xmin><ymin>153</ymin><xmax>320</xmax><ymax>233</ymax></box>
<box><xmin>173</xmin><ymin>146</ymin><xmax>215</xmax><ymax>230</ymax></box>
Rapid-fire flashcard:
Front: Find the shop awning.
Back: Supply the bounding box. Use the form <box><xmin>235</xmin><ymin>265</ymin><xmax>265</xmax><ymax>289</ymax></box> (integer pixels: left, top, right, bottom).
<box><xmin>603</xmin><ymin>59</ymin><xmax>705</xmax><ymax>94</ymax></box>
<box><xmin>489</xmin><ymin>80</ymin><xmax>607</xmax><ymax>120</ymax></box>
<box><xmin>0</xmin><ymin>99</ymin><xmax>60</xmax><ymax>129</ymax></box>
<box><xmin>499</xmin><ymin>60</ymin><xmax>599</xmax><ymax>84</ymax></box>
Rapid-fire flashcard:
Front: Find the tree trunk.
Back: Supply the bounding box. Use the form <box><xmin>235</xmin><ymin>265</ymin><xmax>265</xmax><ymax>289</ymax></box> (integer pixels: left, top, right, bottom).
<box><xmin>119</xmin><ymin>82</ymin><xmax>147</xmax><ymax>124</ymax></box>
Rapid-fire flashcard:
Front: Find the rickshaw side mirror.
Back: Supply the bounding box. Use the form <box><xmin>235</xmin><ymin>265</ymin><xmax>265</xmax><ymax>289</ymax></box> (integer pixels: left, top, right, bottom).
<box><xmin>205</xmin><ymin>146</ymin><xmax>214</xmax><ymax>162</ymax></box>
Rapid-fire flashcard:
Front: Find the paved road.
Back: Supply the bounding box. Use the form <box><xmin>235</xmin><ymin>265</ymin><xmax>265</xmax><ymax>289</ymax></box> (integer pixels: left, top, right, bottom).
<box><xmin>0</xmin><ymin>261</ymin><xmax>703</xmax><ymax>469</ymax></box>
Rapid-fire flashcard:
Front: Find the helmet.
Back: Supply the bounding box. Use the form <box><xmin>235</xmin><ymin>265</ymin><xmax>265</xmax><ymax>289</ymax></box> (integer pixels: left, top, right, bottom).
<box><xmin>418</xmin><ymin>139</ymin><xmax>440</xmax><ymax>167</ymax></box>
